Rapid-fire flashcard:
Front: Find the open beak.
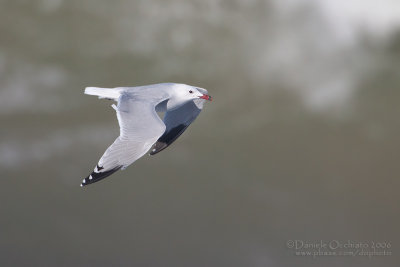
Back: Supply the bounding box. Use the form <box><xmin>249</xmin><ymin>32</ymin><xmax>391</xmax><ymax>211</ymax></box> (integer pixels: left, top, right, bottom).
<box><xmin>199</xmin><ymin>94</ymin><xmax>212</xmax><ymax>101</ymax></box>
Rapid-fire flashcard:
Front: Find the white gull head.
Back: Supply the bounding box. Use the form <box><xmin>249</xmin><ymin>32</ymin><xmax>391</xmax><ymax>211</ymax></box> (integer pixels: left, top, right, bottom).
<box><xmin>166</xmin><ymin>83</ymin><xmax>212</xmax><ymax>111</ymax></box>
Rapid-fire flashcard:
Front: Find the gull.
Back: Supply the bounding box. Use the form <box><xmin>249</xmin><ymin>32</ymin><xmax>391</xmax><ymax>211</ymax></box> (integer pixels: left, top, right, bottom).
<box><xmin>80</xmin><ymin>83</ymin><xmax>212</xmax><ymax>187</ymax></box>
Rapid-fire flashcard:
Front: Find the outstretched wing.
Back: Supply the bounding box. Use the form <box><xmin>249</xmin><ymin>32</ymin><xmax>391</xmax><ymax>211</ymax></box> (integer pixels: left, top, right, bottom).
<box><xmin>81</xmin><ymin>93</ymin><xmax>167</xmax><ymax>186</ymax></box>
<box><xmin>150</xmin><ymin>89</ymin><xmax>208</xmax><ymax>155</ymax></box>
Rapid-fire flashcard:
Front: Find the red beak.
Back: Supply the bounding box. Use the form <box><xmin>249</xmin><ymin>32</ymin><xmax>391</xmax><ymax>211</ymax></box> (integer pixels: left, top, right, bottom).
<box><xmin>199</xmin><ymin>94</ymin><xmax>212</xmax><ymax>101</ymax></box>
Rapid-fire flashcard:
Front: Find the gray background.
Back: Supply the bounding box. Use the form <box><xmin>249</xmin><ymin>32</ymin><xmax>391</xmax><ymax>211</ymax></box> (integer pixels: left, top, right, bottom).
<box><xmin>1</xmin><ymin>0</ymin><xmax>399</xmax><ymax>266</ymax></box>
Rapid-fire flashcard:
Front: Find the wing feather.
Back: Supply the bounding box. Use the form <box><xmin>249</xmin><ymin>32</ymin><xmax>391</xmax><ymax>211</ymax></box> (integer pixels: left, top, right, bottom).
<box><xmin>81</xmin><ymin>93</ymin><xmax>167</xmax><ymax>186</ymax></box>
<box><xmin>150</xmin><ymin>95</ymin><xmax>207</xmax><ymax>155</ymax></box>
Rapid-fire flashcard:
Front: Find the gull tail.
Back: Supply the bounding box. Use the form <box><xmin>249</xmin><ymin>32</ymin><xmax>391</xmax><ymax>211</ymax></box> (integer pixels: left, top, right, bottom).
<box><xmin>85</xmin><ymin>87</ymin><xmax>121</xmax><ymax>100</ymax></box>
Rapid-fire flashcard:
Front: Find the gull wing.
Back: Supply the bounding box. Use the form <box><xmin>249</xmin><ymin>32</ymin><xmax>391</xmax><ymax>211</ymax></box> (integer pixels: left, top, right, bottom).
<box><xmin>149</xmin><ymin>88</ymin><xmax>208</xmax><ymax>155</ymax></box>
<box><xmin>81</xmin><ymin>93</ymin><xmax>167</xmax><ymax>186</ymax></box>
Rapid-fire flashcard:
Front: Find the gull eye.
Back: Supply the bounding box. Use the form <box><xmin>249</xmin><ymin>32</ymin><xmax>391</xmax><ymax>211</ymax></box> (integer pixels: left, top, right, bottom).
<box><xmin>189</xmin><ymin>90</ymin><xmax>193</xmax><ymax>94</ymax></box>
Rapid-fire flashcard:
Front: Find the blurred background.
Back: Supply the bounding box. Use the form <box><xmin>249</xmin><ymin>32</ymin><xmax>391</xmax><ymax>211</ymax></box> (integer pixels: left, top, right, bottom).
<box><xmin>1</xmin><ymin>0</ymin><xmax>399</xmax><ymax>266</ymax></box>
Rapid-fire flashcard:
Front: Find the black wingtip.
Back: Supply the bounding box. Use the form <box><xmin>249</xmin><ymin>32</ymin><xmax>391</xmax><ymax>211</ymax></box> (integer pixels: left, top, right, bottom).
<box><xmin>149</xmin><ymin>124</ymin><xmax>188</xmax><ymax>156</ymax></box>
<box><xmin>149</xmin><ymin>141</ymin><xmax>168</xmax><ymax>155</ymax></box>
<box><xmin>80</xmin><ymin>166</ymin><xmax>122</xmax><ymax>187</ymax></box>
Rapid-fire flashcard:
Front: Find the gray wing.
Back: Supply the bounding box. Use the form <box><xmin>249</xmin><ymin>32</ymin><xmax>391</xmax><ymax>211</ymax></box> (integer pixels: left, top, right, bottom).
<box><xmin>149</xmin><ymin>89</ymin><xmax>208</xmax><ymax>155</ymax></box>
<box><xmin>81</xmin><ymin>93</ymin><xmax>167</xmax><ymax>186</ymax></box>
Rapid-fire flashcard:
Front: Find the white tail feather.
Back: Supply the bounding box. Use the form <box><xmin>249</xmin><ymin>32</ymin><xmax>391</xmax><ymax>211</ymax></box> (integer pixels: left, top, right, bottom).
<box><xmin>84</xmin><ymin>87</ymin><xmax>121</xmax><ymax>100</ymax></box>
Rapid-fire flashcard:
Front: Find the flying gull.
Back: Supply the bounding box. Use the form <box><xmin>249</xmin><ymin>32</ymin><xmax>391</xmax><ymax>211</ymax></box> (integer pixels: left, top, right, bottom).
<box><xmin>80</xmin><ymin>83</ymin><xmax>212</xmax><ymax>186</ymax></box>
